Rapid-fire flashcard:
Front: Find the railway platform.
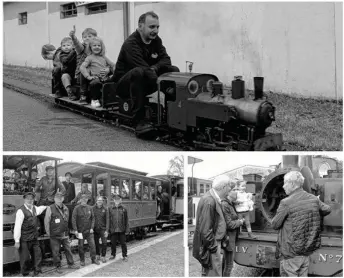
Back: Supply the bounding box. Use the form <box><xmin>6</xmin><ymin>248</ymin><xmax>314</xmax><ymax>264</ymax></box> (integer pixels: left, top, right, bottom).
<box><xmin>32</xmin><ymin>230</ymin><xmax>183</xmax><ymax>277</ymax></box>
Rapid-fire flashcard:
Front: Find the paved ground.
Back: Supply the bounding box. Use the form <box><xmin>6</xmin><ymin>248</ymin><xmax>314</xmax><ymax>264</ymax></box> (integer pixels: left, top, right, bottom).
<box><xmin>188</xmin><ymin>246</ymin><xmax>263</xmax><ymax>277</ymax></box>
<box><xmin>82</xmin><ymin>232</ymin><xmax>184</xmax><ymax>277</ymax></box>
<box><xmin>3</xmin><ymin>87</ymin><xmax>177</xmax><ymax>151</ymax></box>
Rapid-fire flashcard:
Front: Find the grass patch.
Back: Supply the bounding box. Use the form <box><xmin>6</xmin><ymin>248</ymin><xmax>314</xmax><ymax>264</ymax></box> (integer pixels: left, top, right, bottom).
<box><xmin>3</xmin><ymin>64</ymin><xmax>342</xmax><ymax>151</ymax></box>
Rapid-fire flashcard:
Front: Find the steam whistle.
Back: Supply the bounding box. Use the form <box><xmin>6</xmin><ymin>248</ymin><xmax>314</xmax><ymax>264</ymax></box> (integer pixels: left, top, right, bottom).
<box><xmin>254</xmin><ymin>77</ymin><xmax>264</xmax><ymax>100</ymax></box>
<box><xmin>186</xmin><ymin>61</ymin><xmax>194</xmax><ymax>73</ymax></box>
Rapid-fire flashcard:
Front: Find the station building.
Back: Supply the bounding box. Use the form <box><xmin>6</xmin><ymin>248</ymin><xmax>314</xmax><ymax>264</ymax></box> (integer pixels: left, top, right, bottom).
<box><xmin>3</xmin><ymin>2</ymin><xmax>342</xmax><ymax>99</ymax></box>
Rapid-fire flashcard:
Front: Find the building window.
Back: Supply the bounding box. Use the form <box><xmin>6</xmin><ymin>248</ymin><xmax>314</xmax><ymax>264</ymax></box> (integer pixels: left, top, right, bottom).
<box><xmin>18</xmin><ymin>12</ymin><xmax>27</xmax><ymax>25</ymax></box>
<box><xmin>206</xmin><ymin>184</ymin><xmax>210</xmax><ymax>192</ymax></box>
<box><xmin>86</xmin><ymin>2</ymin><xmax>107</xmax><ymax>15</ymax></box>
<box><xmin>61</xmin><ymin>3</ymin><xmax>77</xmax><ymax>19</ymax></box>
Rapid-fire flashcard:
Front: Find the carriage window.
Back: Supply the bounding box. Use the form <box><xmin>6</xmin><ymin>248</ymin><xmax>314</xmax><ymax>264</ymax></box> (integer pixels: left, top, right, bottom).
<box><xmin>142</xmin><ymin>182</ymin><xmax>149</xmax><ymax>200</ymax></box>
<box><xmin>132</xmin><ymin>180</ymin><xmax>142</xmax><ymax>200</ymax></box>
<box><xmin>61</xmin><ymin>3</ymin><xmax>77</xmax><ymax>19</ymax></box>
<box><xmin>206</xmin><ymin>184</ymin><xmax>210</xmax><ymax>192</ymax></box>
<box><xmin>177</xmin><ymin>183</ymin><xmax>184</xmax><ymax>198</ymax></box>
<box><xmin>121</xmin><ymin>179</ymin><xmax>130</xmax><ymax>199</ymax></box>
<box><xmin>111</xmin><ymin>177</ymin><xmax>120</xmax><ymax>199</ymax></box>
<box><xmin>86</xmin><ymin>2</ymin><xmax>107</xmax><ymax>15</ymax></box>
<box><xmin>96</xmin><ymin>179</ymin><xmax>105</xmax><ymax>197</ymax></box>
<box><xmin>200</xmin><ymin>184</ymin><xmax>204</xmax><ymax>195</ymax></box>
<box><xmin>150</xmin><ymin>183</ymin><xmax>156</xmax><ymax>200</ymax></box>
<box><xmin>18</xmin><ymin>12</ymin><xmax>27</xmax><ymax>25</ymax></box>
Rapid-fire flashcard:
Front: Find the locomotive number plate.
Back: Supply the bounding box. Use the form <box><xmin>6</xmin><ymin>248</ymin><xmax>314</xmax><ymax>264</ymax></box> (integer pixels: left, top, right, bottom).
<box><xmin>256</xmin><ymin>245</ymin><xmax>277</xmax><ymax>266</ymax></box>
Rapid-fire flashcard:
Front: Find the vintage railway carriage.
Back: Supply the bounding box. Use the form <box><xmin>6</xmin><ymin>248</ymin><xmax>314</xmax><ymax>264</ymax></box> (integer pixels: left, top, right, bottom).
<box><xmin>150</xmin><ymin>175</ymin><xmax>184</xmax><ymax>227</ymax></box>
<box><xmin>3</xmin><ymin>155</ymin><xmax>60</xmax><ymax>264</ymax></box>
<box><xmin>57</xmin><ymin>162</ymin><xmax>161</xmax><ymax>237</ymax></box>
<box><xmin>234</xmin><ymin>155</ymin><xmax>343</xmax><ymax>276</ymax></box>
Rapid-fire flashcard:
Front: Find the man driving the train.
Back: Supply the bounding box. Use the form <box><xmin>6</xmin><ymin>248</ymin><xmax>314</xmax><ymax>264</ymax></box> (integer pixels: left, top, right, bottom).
<box><xmin>271</xmin><ymin>171</ymin><xmax>332</xmax><ymax>277</ymax></box>
<box><xmin>111</xmin><ymin>11</ymin><xmax>180</xmax><ymax>129</ymax></box>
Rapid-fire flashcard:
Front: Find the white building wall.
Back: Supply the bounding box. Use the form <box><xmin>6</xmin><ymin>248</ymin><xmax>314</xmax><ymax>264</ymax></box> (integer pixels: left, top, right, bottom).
<box><xmin>3</xmin><ymin>2</ymin><xmax>342</xmax><ymax>99</ymax></box>
<box><xmin>134</xmin><ymin>2</ymin><xmax>343</xmax><ymax>99</ymax></box>
<box><xmin>3</xmin><ymin>2</ymin><xmax>125</xmax><ymax>68</ymax></box>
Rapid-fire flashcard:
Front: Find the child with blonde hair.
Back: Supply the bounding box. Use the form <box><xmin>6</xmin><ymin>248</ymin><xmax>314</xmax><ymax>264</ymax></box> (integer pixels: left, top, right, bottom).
<box><xmin>80</xmin><ymin>37</ymin><xmax>116</xmax><ymax>108</ymax></box>
<box><xmin>233</xmin><ymin>180</ymin><xmax>256</xmax><ymax>238</ymax></box>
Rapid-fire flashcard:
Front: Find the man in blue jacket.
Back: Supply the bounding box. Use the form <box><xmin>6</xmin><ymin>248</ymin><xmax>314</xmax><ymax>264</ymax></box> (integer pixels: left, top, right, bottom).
<box><xmin>112</xmin><ymin>11</ymin><xmax>179</xmax><ymax>127</ymax></box>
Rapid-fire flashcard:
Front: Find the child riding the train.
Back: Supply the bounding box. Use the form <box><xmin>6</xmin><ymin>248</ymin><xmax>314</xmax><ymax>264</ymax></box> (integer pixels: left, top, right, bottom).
<box><xmin>79</xmin><ymin>37</ymin><xmax>116</xmax><ymax>108</ymax></box>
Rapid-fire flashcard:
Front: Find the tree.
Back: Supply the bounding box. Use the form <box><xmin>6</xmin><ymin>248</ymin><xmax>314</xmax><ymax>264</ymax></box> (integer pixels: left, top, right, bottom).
<box><xmin>167</xmin><ymin>155</ymin><xmax>184</xmax><ymax>177</ymax></box>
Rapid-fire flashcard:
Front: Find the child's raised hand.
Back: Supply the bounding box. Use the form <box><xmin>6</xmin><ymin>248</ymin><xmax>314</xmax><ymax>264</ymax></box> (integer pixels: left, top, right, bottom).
<box><xmin>69</xmin><ymin>25</ymin><xmax>76</xmax><ymax>37</ymax></box>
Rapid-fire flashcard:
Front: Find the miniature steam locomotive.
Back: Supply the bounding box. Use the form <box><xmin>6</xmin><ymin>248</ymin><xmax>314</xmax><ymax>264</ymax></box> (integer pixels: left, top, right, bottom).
<box><xmin>52</xmin><ymin>67</ymin><xmax>283</xmax><ymax>150</ymax></box>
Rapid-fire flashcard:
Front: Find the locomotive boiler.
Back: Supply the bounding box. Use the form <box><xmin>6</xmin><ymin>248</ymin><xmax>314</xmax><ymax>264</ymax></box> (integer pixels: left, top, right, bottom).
<box><xmin>234</xmin><ymin>155</ymin><xmax>343</xmax><ymax>276</ymax></box>
<box><xmin>157</xmin><ymin>73</ymin><xmax>283</xmax><ymax>151</ymax></box>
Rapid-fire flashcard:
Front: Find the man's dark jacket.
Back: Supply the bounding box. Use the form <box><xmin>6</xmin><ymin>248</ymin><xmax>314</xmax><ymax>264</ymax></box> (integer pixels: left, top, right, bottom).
<box><xmin>72</xmin><ymin>204</ymin><xmax>95</xmax><ymax>233</ymax></box>
<box><xmin>109</xmin><ymin>204</ymin><xmax>129</xmax><ymax>234</ymax></box>
<box><xmin>114</xmin><ymin>30</ymin><xmax>172</xmax><ymax>82</ymax></box>
<box><xmin>192</xmin><ymin>190</ymin><xmax>226</xmax><ymax>264</ymax></box>
<box><xmin>62</xmin><ymin>181</ymin><xmax>76</xmax><ymax>204</ymax></box>
<box><xmin>221</xmin><ymin>199</ymin><xmax>242</xmax><ymax>252</ymax></box>
<box><xmin>271</xmin><ymin>188</ymin><xmax>331</xmax><ymax>259</ymax></box>
<box><xmin>92</xmin><ymin>205</ymin><xmax>109</xmax><ymax>232</ymax></box>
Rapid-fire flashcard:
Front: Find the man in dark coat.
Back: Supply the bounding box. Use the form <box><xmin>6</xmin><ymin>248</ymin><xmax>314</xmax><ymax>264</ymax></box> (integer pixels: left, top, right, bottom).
<box><xmin>109</xmin><ymin>194</ymin><xmax>129</xmax><ymax>261</ymax></box>
<box><xmin>221</xmin><ymin>191</ymin><xmax>244</xmax><ymax>276</ymax></box>
<box><xmin>62</xmin><ymin>172</ymin><xmax>76</xmax><ymax>230</ymax></box>
<box><xmin>111</xmin><ymin>11</ymin><xmax>180</xmax><ymax>127</ymax></box>
<box><xmin>72</xmin><ymin>194</ymin><xmax>99</xmax><ymax>266</ymax></box>
<box><xmin>92</xmin><ymin>196</ymin><xmax>109</xmax><ymax>263</ymax></box>
<box><xmin>192</xmin><ymin>175</ymin><xmax>232</xmax><ymax>276</ymax></box>
<box><xmin>44</xmin><ymin>192</ymin><xmax>79</xmax><ymax>273</ymax></box>
<box><xmin>271</xmin><ymin>171</ymin><xmax>332</xmax><ymax>277</ymax></box>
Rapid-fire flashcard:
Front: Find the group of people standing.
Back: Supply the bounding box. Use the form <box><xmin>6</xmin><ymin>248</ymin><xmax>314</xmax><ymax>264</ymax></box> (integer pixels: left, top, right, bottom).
<box><xmin>13</xmin><ymin>167</ymin><xmax>129</xmax><ymax>276</ymax></box>
<box><xmin>193</xmin><ymin>171</ymin><xmax>332</xmax><ymax>277</ymax></box>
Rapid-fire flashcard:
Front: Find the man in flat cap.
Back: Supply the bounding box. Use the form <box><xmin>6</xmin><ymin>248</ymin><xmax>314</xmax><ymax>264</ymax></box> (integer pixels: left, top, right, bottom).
<box><xmin>35</xmin><ymin>166</ymin><xmax>66</xmax><ymax>206</ymax></box>
<box><xmin>45</xmin><ymin>191</ymin><xmax>80</xmax><ymax>273</ymax></box>
<box><xmin>13</xmin><ymin>192</ymin><xmax>47</xmax><ymax>276</ymax></box>
<box><xmin>72</xmin><ymin>193</ymin><xmax>99</xmax><ymax>266</ymax></box>
<box><xmin>109</xmin><ymin>194</ymin><xmax>129</xmax><ymax>261</ymax></box>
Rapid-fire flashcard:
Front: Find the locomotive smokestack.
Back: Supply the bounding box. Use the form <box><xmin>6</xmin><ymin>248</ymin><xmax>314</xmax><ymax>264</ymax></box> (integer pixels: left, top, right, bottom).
<box><xmin>232</xmin><ymin>76</ymin><xmax>245</xmax><ymax>99</ymax></box>
<box><xmin>254</xmin><ymin>77</ymin><xmax>264</xmax><ymax>100</ymax></box>
<box><xmin>282</xmin><ymin>155</ymin><xmax>299</xmax><ymax>169</ymax></box>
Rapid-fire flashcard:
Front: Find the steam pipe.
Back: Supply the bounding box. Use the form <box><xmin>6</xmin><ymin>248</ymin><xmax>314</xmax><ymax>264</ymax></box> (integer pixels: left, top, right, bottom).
<box><xmin>282</xmin><ymin>155</ymin><xmax>299</xmax><ymax>169</ymax></box>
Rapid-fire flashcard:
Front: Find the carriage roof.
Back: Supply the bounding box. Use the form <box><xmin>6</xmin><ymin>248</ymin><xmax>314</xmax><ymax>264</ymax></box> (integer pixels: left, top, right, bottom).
<box><xmin>57</xmin><ymin>162</ymin><xmax>163</xmax><ymax>181</ymax></box>
<box><xmin>3</xmin><ymin>155</ymin><xmax>60</xmax><ymax>170</ymax></box>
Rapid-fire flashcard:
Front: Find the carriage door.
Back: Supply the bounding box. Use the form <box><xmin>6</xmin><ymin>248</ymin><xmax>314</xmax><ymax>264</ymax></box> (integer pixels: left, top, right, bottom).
<box><xmin>176</xmin><ymin>181</ymin><xmax>184</xmax><ymax>214</ymax></box>
<box><xmin>96</xmin><ymin>173</ymin><xmax>107</xmax><ymax>206</ymax></box>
